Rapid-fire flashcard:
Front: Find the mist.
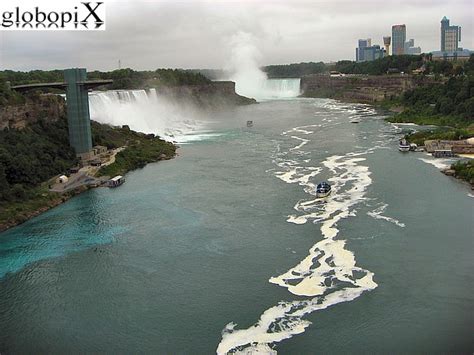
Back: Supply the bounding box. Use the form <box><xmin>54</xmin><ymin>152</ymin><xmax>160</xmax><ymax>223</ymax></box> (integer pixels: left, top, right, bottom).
<box><xmin>224</xmin><ymin>31</ymin><xmax>301</xmax><ymax>100</ymax></box>
<box><xmin>88</xmin><ymin>89</ymin><xmax>214</xmax><ymax>143</ymax></box>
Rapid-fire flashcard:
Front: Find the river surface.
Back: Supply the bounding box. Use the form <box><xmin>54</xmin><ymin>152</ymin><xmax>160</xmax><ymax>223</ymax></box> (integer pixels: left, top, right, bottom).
<box><xmin>1</xmin><ymin>98</ymin><xmax>473</xmax><ymax>353</ymax></box>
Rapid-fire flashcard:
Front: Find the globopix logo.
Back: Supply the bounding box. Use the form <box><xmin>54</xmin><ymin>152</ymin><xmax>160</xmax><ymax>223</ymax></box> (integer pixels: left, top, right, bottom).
<box><xmin>0</xmin><ymin>2</ymin><xmax>105</xmax><ymax>31</ymax></box>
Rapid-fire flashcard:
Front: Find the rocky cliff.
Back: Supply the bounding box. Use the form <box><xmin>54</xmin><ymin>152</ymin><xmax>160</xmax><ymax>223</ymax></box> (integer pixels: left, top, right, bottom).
<box><xmin>0</xmin><ymin>94</ymin><xmax>65</xmax><ymax>130</ymax></box>
<box><xmin>301</xmin><ymin>74</ymin><xmax>436</xmax><ymax>103</ymax></box>
<box><xmin>156</xmin><ymin>81</ymin><xmax>256</xmax><ymax>107</ymax></box>
<box><xmin>0</xmin><ymin>81</ymin><xmax>255</xmax><ymax>130</ymax></box>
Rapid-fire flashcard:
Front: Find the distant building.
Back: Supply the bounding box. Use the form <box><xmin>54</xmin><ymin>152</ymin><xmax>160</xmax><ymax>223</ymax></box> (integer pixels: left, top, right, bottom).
<box><xmin>362</xmin><ymin>45</ymin><xmax>385</xmax><ymax>61</ymax></box>
<box><xmin>383</xmin><ymin>36</ymin><xmax>391</xmax><ymax>56</ymax></box>
<box><xmin>441</xmin><ymin>16</ymin><xmax>461</xmax><ymax>52</ymax></box>
<box><xmin>431</xmin><ymin>48</ymin><xmax>473</xmax><ymax>61</ymax></box>
<box><xmin>356</xmin><ymin>39</ymin><xmax>371</xmax><ymax>62</ymax></box>
<box><xmin>404</xmin><ymin>39</ymin><xmax>421</xmax><ymax>55</ymax></box>
<box><xmin>356</xmin><ymin>39</ymin><xmax>384</xmax><ymax>62</ymax></box>
<box><xmin>392</xmin><ymin>24</ymin><xmax>406</xmax><ymax>55</ymax></box>
<box><xmin>434</xmin><ymin>16</ymin><xmax>471</xmax><ymax>61</ymax></box>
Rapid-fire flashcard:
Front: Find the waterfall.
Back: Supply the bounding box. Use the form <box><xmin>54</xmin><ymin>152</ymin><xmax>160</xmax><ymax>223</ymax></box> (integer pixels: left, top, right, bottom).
<box><xmin>233</xmin><ymin>77</ymin><xmax>301</xmax><ymax>101</ymax></box>
<box><xmin>88</xmin><ymin>89</ymin><xmax>208</xmax><ymax>143</ymax></box>
<box><xmin>226</xmin><ymin>31</ymin><xmax>301</xmax><ymax>101</ymax></box>
<box><xmin>262</xmin><ymin>78</ymin><xmax>301</xmax><ymax>99</ymax></box>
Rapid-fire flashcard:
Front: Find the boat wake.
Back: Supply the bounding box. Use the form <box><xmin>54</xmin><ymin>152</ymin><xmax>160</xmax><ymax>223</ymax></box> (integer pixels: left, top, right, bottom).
<box><xmin>216</xmin><ymin>102</ymin><xmax>389</xmax><ymax>354</ymax></box>
<box><xmin>367</xmin><ymin>203</ymin><xmax>405</xmax><ymax>228</ymax></box>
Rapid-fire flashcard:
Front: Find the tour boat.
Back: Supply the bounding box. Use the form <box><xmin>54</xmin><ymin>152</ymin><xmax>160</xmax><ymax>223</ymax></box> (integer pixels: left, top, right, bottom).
<box><xmin>108</xmin><ymin>175</ymin><xmax>125</xmax><ymax>188</ymax></box>
<box><xmin>350</xmin><ymin>118</ymin><xmax>361</xmax><ymax>123</ymax></box>
<box><xmin>399</xmin><ymin>138</ymin><xmax>410</xmax><ymax>152</ymax></box>
<box><xmin>316</xmin><ymin>181</ymin><xmax>332</xmax><ymax>198</ymax></box>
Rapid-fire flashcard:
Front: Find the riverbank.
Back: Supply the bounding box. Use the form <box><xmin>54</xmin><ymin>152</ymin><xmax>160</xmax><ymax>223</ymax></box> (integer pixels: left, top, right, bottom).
<box><xmin>442</xmin><ymin>160</ymin><xmax>474</xmax><ymax>188</ymax></box>
<box><xmin>0</xmin><ymin>122</ymin><xmax>177</xmax><ymax>234</ymax></box>
<box><xmin>1</xmin><ymin>73</ymin><xmax>257</xmax><ymax>233</ymax></box>
<box><xmin>0</xmin><ymin>184</ymin><xmax>90</xmax><ymax>233</ymax></box>
<box><xmin>300</xmin><ymin>82</ymin><xmax>474</xmax><ymax>187</ymax></box>
<box><xmin>0</xmin><ymin>150</ymin><xmax>176</xmax><ymax>233</ymax></box>
<box><xmin>2</xmin><ymin>97</ymin><xmax>472</xmax><ymax>353</ymax></box>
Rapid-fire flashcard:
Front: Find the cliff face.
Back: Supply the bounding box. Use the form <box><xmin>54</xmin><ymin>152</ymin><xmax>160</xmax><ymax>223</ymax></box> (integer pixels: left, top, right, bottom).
<box><xmin>0</xmin><ymin>82</ymin><xmax>255</xmax><ymax>131</ymax></box>
<box><xmin>301</xmin><ymin>74</ymin><xmax>435</xmax><ymax>103</ymax></box>
<box><xmin>156</xmin><ymin>81</ymin><xmax>256</xmax><ymax>107</ymax></box>
<box><xmin>0</xmin><ymin>94</ymin><xmax>66</xmax><ymax>130</ymax></box>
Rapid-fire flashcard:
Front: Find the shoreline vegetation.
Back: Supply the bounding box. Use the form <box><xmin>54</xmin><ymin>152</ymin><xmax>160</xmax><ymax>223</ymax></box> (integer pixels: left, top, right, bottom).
<box><xmin>1</xmin><ymin>56</ymin><xmax>473</xmax><ymax>232</ymax></box>
<box><xmin>0</xmin><ymin>117</ymin><xmax>177</xmax><ymax>233</ymax></box>
<box><xmin>380</xmin><ymin>56</ymin><xmax>474</xmax><ymax>187</ymax></box>
<box><xmin>277</xmin><ymin>54</ymin><xmax>473</xmax><ymax>186</ymax></box>
<box><xmin>0</xmin><ymin>68</ymin><xmax>225</xmax><ymax>233</ymax></box>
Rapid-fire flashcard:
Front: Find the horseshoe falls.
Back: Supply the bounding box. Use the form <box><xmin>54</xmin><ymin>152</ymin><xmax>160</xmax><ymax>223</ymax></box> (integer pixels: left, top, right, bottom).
<box><xmin>234</xmin><ymin>78</ymin><xmax>301</xmax><ymax>101</ymax></box>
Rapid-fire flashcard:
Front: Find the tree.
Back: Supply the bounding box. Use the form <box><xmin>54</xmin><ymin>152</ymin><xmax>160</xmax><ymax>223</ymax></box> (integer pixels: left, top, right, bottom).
<box><xmin>0</xmin><ymin>164</ymin><xmax>10</xmax><ymax>200</ymax></box>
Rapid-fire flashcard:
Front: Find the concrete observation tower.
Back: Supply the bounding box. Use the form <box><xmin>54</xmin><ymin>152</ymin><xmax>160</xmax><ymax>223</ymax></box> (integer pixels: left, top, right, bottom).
<box><xmin>11</xmin><ymin>68</ymin><xmax>112</xmax><ymax>161</ymax></box>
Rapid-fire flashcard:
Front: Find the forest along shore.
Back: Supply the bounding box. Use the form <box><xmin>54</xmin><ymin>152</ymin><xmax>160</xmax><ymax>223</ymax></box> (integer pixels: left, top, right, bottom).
<box><xmin>0</xmin><ymin>69</ymin><xmax>256</xmax><ymax>233</ymax></box>
<box><xmin>0</xmin><ymin>117</ymin><xmax>177</xmax><ymax>233</ymax></box>
<box><xmin>297</xmin><ymin>54</ymin><xmax>474</xmax><ymax>186</ymax></box>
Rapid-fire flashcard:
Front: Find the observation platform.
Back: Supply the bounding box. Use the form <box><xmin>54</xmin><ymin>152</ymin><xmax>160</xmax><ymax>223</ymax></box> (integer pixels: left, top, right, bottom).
<box><xmin>11</xmin><ymin>80</ymin><xmax>113</xmax><ymax>92</ymax></box>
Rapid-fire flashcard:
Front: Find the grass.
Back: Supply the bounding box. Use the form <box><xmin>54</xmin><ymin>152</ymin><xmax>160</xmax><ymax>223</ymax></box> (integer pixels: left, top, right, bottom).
<box><xmin>405</xmin><ymin>128</ymin><xmax>474</xmax><ymax>146</ymax></box>
<box><xmin>98</xmin><ymin>136</ymin><xmax>176</xmax><ymax>177</ymax></box>
<box><xmin>0</xmin><ymin>183</ymin><xmax>83</xmax><ymax>229</ymax></box>
<box><xmin>0</xmin><ymin>124</ymin><xmax>176</xmax><ymax>232</ymax></box>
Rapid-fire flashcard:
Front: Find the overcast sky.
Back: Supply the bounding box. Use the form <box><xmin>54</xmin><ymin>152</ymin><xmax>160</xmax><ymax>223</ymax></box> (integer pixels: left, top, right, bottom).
<box><xmin>0</xmin><ymin>0</ymin><xmax>472</xmax><ymax>71</ymax></box>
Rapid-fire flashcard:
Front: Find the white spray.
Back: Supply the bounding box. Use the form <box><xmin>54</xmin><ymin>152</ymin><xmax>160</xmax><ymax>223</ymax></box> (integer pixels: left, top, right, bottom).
<box><xmin>88</xmin><ymin>89</ymin><xmax>214</xmax><ymax>143</ymax></box>
<box><xmin>226</xmin><ymin>31</ymin><xmax>300</xmax><ymax>101</ymax></box>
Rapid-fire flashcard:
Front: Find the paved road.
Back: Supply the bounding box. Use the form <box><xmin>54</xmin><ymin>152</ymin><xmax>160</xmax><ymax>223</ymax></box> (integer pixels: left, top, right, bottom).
<box><xmin>49</xmin><ymin>172</ymin><xmax>103</xmax><ymax>192</ymax></box>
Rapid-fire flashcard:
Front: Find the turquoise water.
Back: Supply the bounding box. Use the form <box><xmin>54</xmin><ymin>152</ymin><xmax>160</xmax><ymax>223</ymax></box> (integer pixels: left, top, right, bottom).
<box><xmin>1</xmin><ymin>99</ymin><xmax>473</xmax><ymax>353</ymax></box>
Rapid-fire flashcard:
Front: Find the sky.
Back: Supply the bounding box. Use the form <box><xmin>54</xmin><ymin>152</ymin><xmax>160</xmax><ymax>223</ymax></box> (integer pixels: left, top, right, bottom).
<box><xmin>0</xmin><ymin>0</ymin><xmax>473</xmax><ymax>71</ymax></box>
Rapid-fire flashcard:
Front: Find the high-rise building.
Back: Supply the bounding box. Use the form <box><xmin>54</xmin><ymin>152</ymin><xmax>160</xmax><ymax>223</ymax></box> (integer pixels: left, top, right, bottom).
<box><xmin>441</xmin><ymin>16</ymin><xmax>461</xmax><ymax>52</ymax></box>
<box><xmin>392</xmin><ymin>25</ymin><xmax>406</xmax><ymax>55</ymax></box>
<box><xmin>362</xmin><ymin>45</ymin><xmax>385</xmax><ymax>61</ymax></box>
<box><xmin>404</xmin><ymin>39</ymin><xmax>421</xmax><ymax>55</ymax></box>
<box><xmin>356</xmin><ymin>39</ymin><xmax>384</xmax><ymax>62</ymax></box>
<box><xmin>383</xmin><ymin>36</ymin><xmax>391</xmax><ymax>56</ymax></box>
<box><xmin>356</xmin><ymin>39</ymin><xmax>371</xmax><ymax>62</ymax></box>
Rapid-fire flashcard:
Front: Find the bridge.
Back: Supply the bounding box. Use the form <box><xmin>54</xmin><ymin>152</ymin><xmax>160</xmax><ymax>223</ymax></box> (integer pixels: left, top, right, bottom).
<box><xmin>11</xmin><ymin>69</ymin><xmax>113</xmax><ymax>161</ymax></box>
<box><xmin>11</xmin><ymin>80</ymin><xmax>113</xmax><ymax>92</ymax></box>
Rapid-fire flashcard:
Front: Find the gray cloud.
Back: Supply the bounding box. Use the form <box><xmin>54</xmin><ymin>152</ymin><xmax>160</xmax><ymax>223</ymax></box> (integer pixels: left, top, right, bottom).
<box><xmin>0</xmin><ymin>0</ymin><xmax>472</xmax><ymax>71</ymax></box>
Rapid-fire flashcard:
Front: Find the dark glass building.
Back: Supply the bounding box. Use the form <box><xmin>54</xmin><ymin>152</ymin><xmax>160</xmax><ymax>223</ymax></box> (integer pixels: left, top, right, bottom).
<box><xmin>392</xmin><ymin>24</ymin><xmax>406</xmax><ymax>55</ymax></box>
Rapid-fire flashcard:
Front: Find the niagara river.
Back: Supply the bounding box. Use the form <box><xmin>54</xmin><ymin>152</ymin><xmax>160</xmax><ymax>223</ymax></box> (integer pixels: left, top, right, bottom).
<box><xmin>0</xmin><ymin>85</ymin><xmax>472</xmax><ymax>353</ymax></box>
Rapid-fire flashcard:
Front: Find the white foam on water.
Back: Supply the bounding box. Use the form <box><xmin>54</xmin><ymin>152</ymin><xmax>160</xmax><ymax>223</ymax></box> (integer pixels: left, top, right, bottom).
<box><xmin>217</xmin><ymin>108</ymin><xmax>380</xmax><ymax>353</ymax></box>
<box><xmin>392</xmin><ymin>122</ymin><xmax>419</xmax><ymax>126</ymax></box>
<box><xmin>367</xmin><ymin>203</ymin><xmax>405</xmax><ymax>228</ymax></box>
<box><xmin>418</xmin><ymin>157</ymin><xmax>455</xmax><ymax>170</ymax></box>
<box><xmin>289</xmin><ymin>136</ymin><xmax>310</xmax><ymax>151</ymax></box>
<box><xmin>217</xmin><ymin>282</ymin><xmax>375</xmax><ymax>354</ymax></box>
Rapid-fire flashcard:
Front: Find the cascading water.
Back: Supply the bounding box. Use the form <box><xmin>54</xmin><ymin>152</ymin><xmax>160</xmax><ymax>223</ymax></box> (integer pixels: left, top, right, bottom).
<box><xmin>261</xmin><ymin>78</ymin><xmax>301</xmax><ymax>99</ymax></box>
<box><xmin>88</xmin><ymin>89</ymin><xmax>210</xmax><ymax>143</ymax></box>
<box><xmin>233</xmin><ymin>76</ymin><xmax>301</xmax><ymax>101</ymax></box>
<box><xmin>226</xmin><ymin>32</ymin><xmax>301</xmax><ymax>101</ymax></box>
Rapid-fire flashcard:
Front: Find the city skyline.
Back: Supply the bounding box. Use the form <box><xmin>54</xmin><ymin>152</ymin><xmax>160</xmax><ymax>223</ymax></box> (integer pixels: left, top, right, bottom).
<box><xmin>0</xmin><ymin>0</ymin><xmax>473</xmax><ymax>71</ymax></box>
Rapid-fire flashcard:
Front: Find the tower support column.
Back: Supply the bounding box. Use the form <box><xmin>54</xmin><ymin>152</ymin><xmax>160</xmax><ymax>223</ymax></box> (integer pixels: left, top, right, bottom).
<box><xmin>64</xmin><ymin>68</ymin><xmax>93</xmax><ymax>160</ymax></box>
